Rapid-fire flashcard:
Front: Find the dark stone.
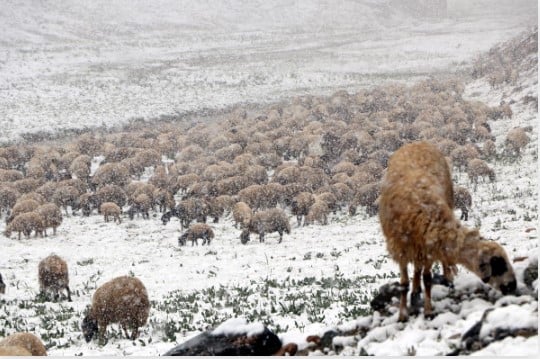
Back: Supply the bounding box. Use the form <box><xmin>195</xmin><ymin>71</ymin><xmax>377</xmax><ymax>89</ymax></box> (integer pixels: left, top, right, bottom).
<box><xmin>163</xmin><ymin>326</ymin><xmax>282</xmax><ymax>356</ymax></box>
<box><xmin>370</xmin><ymin>281</ymin><xmax>402</xmax><ymax>312</ymax></box>
<box><xmin>523</xmin><ymin>262</ymin><xmax>538</xmax><ymax>289</ymax></box>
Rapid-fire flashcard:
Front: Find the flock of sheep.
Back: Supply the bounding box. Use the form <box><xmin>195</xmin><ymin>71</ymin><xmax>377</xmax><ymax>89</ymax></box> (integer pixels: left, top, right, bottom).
<box><xmin>0</xmin><ymin>28</ymin><xmax>535</xmax><ymax>354</ymax></box>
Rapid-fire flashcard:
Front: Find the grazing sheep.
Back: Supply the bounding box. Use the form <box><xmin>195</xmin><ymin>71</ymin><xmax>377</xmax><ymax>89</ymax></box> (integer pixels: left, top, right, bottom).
<box><xmin>349</xmin><ymin>182</ymin><xmax>380</xmax><ymax>217</ymax></box>
<box><xmin>100</xmin><ymin>202</ymin><xmax>122</xmax><ymax>224</ymax></box>
<box><xmin>7</xmin><ymin>199</ymin><xmax>40</xmax><ymax>223</ymax></box>
<box><xmin>240</xmin><ymin>208</ymin><xmax>290</xmax><ymax>244</ymax></box>
<box><xmin>153</xmin><ymin>188</ymin><xmax>175</xmax><ymax>213</ymax></box>
<box><xmin>78</xmin><ymin>193</ymin><xmax>98</xmax><ymax>216</ymax></box>
<box><xmin>52</xmin><ymin>185</ymin><xmax>80</xmax><ymax>215</ymax></box>
<box><xmin>232</xmin><ymin>202</ymin><xmax>253</xmax><ymax>229</ymax></box>
<box><xmin>178</xmin><ymin>223</ymin><xmax>215</xmax><ymax>246</ymax></box>
<box><xmin>454</xmin><ymin>186</ymin><xmax>472</xmax><ymax>221</ymax></box>
<box><xmin>0</xmin><ymin>272</ymin><xmax>5</xmax><ymax>294</ymax></box>
<box><xmin>0</xmin><ymin>332</ymin><xmax>47</xmax><ymax>356</ymax></box>
<box><xmin>467</xmin><ymin>158</ymin><xmax>495</xmax><ymax>188</ymax></box>
<box><xmin>96</xmin><ymin>184</ymin><xmax>127</xmax><ymax>210</ymax></box>
<box><xmin>305</xmin><ymin>200</ymin><xmax>330</xmax><ymax>225</ymax></box>
<box><xmin>127</xmin><ymin>193</ymin><xmax>151</xmax><ymax>220</ymax></box>
<box><xmin>0</xmin><ymin>186</ymin><xmax>19</xmax><ymax>218</ymax></box>
<box><xmin>291</xmin><ymin>192</ymin><xmax>315</xmax><ymax>226</ymax></box>
<box><xmin>36</xmin><ymin>203</ymin><xmax>63</xmax><ymax>236</ymax></box>
<box><xmin>379</xmin><ymin>141</ymin><xmax>516</xmax><ymax>322</ymax></box>
<box><xmin>38</xmin><ymin>254</ymin><xmax>71</xmax><ymax>301</ymax></box>
<box><xmin>0</xmin><ymin>345</ymin><xmax>32</xmax><ymax>356</ymax></box>
<box><xmin>504</xmin><ymin>127</ymin><xmax>530</xmax><ymax>157</ymax></box>
<box><xmin>82</xmin><ymin>276</ymin><xmax>150</xmax><ymax>343</ymax></box>
<box><xmin>4</xmin><ymin>212</ymin><xmax>45</xmax><ymax>240</ymax></box>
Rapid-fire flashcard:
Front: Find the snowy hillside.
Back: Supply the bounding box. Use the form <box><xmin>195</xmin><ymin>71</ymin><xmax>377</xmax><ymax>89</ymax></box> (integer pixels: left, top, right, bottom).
<box><xmin>0</xmin><ymin>2</ymin><xmax>538</xmax><ymax>357</ymax></box>
<box><xmin>0</xmin><ymin>0</ymin><xmax>536</xmax><ymax>143</ymax></box>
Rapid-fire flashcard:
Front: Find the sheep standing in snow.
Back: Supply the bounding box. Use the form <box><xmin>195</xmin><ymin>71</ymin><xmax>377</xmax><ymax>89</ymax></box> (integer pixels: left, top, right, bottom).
<box><xmin>178</xmin><ymin>223</ymin><xmax>215</xmax><ymax>246</ymax></box>
<box><xmin>232</xmin><ymin>201</ymin><xmax>252</xmax><ymax>229</ymax></box>
<box><xmin>454</xmin><ymin>186</ymin><xmax>472</xmax><ymax>221</ymax></box>
<box><xmin>36</xmin><ymin>203</ymin><xmax>63</xmax><ymax>236</ymax></box>
<box><xmin>0</xmin><ymin>332</ymin><xmax>47</xmax><ymax>356</ymax></box>
<box><xmin>379</xmin><ymin>141</ymin><xmax>516</xmax><ymax>322</ymax></box>
<box><xmin>240</xmin><ymin>208</ymin><xmax>290</xmax><ymax>244</ymax></box>
<box><xmin>467</xmin><ymin>158</ymin><xmax>495</xmax><ymax>188</ymax></box>
<box><xmin>290</xmin><ymin>192</ymin><xmax>314</xmax><ymax>226</ymax></box>
<box><xmin>82</xmin><ymin>276</ymin><xmax>150</xmax><ymax>343</ymax></box>
<box><xmin>100</xmin><ymin>202</ymin><xmax>122</xmax><ymax>224</ymax></box>
<box><xmin>38</xmin><ymin>254</ymin><xmax>71</xmax><ymax>301</ymax></box>
<box><xmin>4</xmin><ymin>212</ymin><xmax>45</xmax><ymax>240</ymax></box>
<box><xmin>305</xmin><ymin>200</ymin><xmax>330</xmax><ymax>225</ymax></box>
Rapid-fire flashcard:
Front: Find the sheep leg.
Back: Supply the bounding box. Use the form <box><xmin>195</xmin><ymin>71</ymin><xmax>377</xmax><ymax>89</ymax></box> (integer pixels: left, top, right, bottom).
<box><xmin>398</xmin><ymin>262</ymin><xmax>409</xmax><ymax>322</ymax></box>
<box><xmin>122</xmin><ymin>324</ymin><xmax>130</xmax><ymax>339</ymax></box>
<box><xmin>278</xmin><ymin>230</ymin><xmax>283</xmax><ymax>244</ymax></box>
<box><xmin>66</xmin><ymin>285</ymin><xmax>72</xmax><ymax>302</ymax></box>
<box><xmin>130</xmin><ymin>328</ymin><xmax>139</xmax><ymax>340</ymax></box>
<box><xmin>423</xmin><ymin>263</ymin><xmax>434</xmax><ymax>319</ymax></box>
<box><xmin>410</xmin><ymin>265</ymin><xmax>422</xmax><ymax>316</ymax></box>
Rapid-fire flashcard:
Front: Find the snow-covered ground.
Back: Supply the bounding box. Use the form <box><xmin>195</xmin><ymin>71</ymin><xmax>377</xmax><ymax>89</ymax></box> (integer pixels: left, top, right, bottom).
<box><xmin>0</xmin><ymin>0</ymin><xmax>537</xmax><ymax>143</ymax></box>
<box><xmin>0</xmin><ymin>1</ymin><xmax>538</xmax><ymax>356</ymax></box>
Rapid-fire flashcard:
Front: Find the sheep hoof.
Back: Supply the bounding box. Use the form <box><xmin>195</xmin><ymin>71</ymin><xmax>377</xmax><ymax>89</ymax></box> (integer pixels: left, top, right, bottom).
<box><xmin>424</xmin><ymin>312</ymin><xmax>436</xmax><ymax>320</ymax></box>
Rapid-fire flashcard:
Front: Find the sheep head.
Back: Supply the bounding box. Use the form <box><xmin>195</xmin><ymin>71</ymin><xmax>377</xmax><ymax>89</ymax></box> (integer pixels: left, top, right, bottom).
<box><xmin>460</xmin><ymin>229</ymin><xmax>517</xmax><ymax>295</ymax></box>
<box><xmin>240</xmin><ymin>229</ymin><xmax>250</xmax><ymax>244</ymax></box>
<box><xmin>81</xmin><ymin>314</ymin><xmax>98</xmax><ymax>342</ymax></box>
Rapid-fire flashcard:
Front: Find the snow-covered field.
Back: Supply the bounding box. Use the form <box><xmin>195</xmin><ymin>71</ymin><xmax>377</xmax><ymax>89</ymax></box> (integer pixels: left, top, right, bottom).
<box><xmin>0</xmin><ymin>0</ymin><xmax>538</xmax><ymax>356</ymax></box>
<box><xmin>0</xmin><ymin>0</ymin><xmax>537</xmax><ymax>143</ymax></box>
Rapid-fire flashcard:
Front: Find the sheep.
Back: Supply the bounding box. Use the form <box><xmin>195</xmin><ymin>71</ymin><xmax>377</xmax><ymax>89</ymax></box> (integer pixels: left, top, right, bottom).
<box><xmin>81</xmin><ymin>276</ymin><xmax>150</xmax><ymax>343</ymax></box>
<box><xmin>52</xmin><ymin>185</ymin><xmax>80</xmax><ymax>215</ymax></box>
<box><xmin>349</xmin><ymin>182</ymin><xmax>380</xmax><ymax>217</ymax></box>
<box><xmin>78</xmin><ymin>193</ymin><xmax>98</xmax><ymax>216</ymax></box>
<box><xmin>18</xmin><ymin>192</ymin><xmax>46</xmax><ymax>205</ymax></box>
<box><xmin>6</xmin><ymin>199</ymin><xmax>40</xmax><ymax>223</ymax></box>
<box><xmin>232</xmin><ymin>201</ymin><xmax>253</xmax><ymax>229</ymax></box>
<box><xmin>0</xmin><ymin>169</ymin><xmax>24</xmax><ymax>182</ymax></box>
<box><xmin>100</xmin><ymin>202</ymin><xmax>122</xmax><ymax>224</ymax></box>
<box><xmin>454</xmin><ymin>186</ymin><xmax>472</xmax><ymax>221</ymax></box>
<box><xmin>38</xmin><ymin>254</ymin><xmax>71</xmax><ymax>301</ymax></box>
<box><xmin>96</xmin><ymin>184</ymin><xmax>128</xmax><ymax>210</ymax></box>
<box><xmin>305</xmin><ymin>200</ymin><xmax>330</xmax><ymax>225</ymax></box>
<box><xmin>13</xmin><ymin>178</ymin><xmax>42</xmax><ymax>195</ymax></box>
<box><xmin>91</xmin><ymin>162</ymin><xmax>130</xmax><ymax>188</ymax></box>
<box><xmin>127</xmin><ymin>193</ymin><xmax>151</xmax><ymax>220</ymax></box>
<box><xmin>36</xmin><ymin>203</ymin><xmax>63</xmax><ymax>236</ymax></box>
<box><xmin>153</xmin><ymin>188</ymin><xmax>175</xmax><ymax>213</ymax></box>
<box><xmin>379</xmin><ymin>141</ymin><xmax>516</xmax><ymax>322</ymax></box>
<box><xmin>4</xmin><ymin>212</ymin><xmax>45</xmax><ymax>240</ymax></box>
<box><xmin>178</xmin><ymin>223</ymin><xmax>215</xmax><ymax>246</ymax></box>
<box><xmin>0</xmin><ymin>272</ymin><xmax>5</xmax><ymax>294</ymax></box>
<box><xmin>240</xmin><ymin>208</ymin><xmax>290</xmax><ymax>244</ymax></box>
<box><xmin>504</xmin><ymin>127</ymin><xmax>530</xmax><ymax>158</ymax></box>
<box><xmin>467</xmin><ymin>158</ymin><xmax>495</xmax><ymax>188</ymax></box>
<box><xmin>0</xmin><ymin>332</ymin><xmax>47</xmax><ymax>356</ymax></box>
<box><xmin>0</xmin><ymin>345</ymin><xmax>32</xmax><ymax>356</ymax></box>
<box><xmin>0</xmin><ymin>185</ymin><xmax>19</xmax><ymax>218</ymax></box>
<box><xmin>290</xmin><ymin>192</ymin><xmax>314</xmax><ymax>226</ymax></box>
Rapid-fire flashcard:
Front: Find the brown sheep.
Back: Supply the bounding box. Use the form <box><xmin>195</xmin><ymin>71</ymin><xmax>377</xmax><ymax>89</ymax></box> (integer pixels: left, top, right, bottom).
<box><xmin>504</xmin><ymin>127</ymin><xmax>530</xmax><ymax>157</ymax></box>
<box><xmin>100</xmin><ymin>202</ymin><xmax>122</xmax><ymax>224</ymax></box>
<box><xmin>178</xmin><ymin>223</ymin><xmax>215</xmax><ymax>246</ymax></box>
<box><xmin>0</xmin><ymin>332</ymin><xmax>47</xmax><ymax>356</ymax></box>
<box><xmin>127</xmin><ymin>193</ymin><xmax>151</xmax><ymax>220</ymax></box>
<box><xmin>0</xmin><ymin>345</ymin><xmax>33</xmax><ymax>356</ymax></box>
<box><xmin>349</xmin><ymin>182</ymin><xmax>380</xmax><ymax>217</ymax></box>
<box><xmin>291</xmin><ymin>192</ymin><xmax>315</xmax><ymax>226</ymax></box>
<box><xmin>0</xmin><ymin>169</ymin><xmax>24</xmax><ymax>182</ymax></box>
<box><xmin>454</xmin><ymin>186</ymin><xmax>472</xmax><ymax>221</ymax></box>
<box><xmin>4</xmin><ymin>212</ymin><xmax>45</xmax><ymax>240</ymax></box>
<box><xmin>467</xmin><ymin>158</ymin><xmax>495</xmax><ymax>188</ymax></box>
<box><xmin>305</xmin><ymin>200</ymin><xmax>330</xmax><ymax>225</ymax></box>
<box><xmin>0</xmin><ymin>186</ymin><xmax>19</xmax><ymax>218</ymax></box>
<box><xmin>36</xmin><ymin>203</ymin><xmax>63</xmax><ymax>236</ymax></box>
<box><xmin>232</xmin><ymin>202</ymin><xmax>253</xmax><ymax>229</ymax></box>
<box><xmin>379</xmin><ymin>141</ymin><xmax>516</xmax><ymax>322</ymax></box>
<box><xmin>240</xmin><ymin>208</ymin><xmax>290</xmax><ymax>244</ymax></box>
<box><xmin>38</xmin><ymin>254</ymin><xmax>71</xmax><ymax>301</ymax></box>
<box><xmin>153</xmin><ymin>188</ymin><xmax>175</xmax><ymax>213</ymax></box>
<box><xmin>96</xmin><ymin>184</ymin><xmax>127</xmax><ymax>209</ymax></box>
<box><xmin>82</xmin><ymin>276</ymin><xmax>150</xmax><ymax>343</ymax></box>
<box><xmin>7</xmin><ymin>199</ymin><xmax>40</xmax><ymax>223</ymax></box>
<box><xmin>52</xmin><ymin>185</ymin><xmax>80</xmax><ymax>215</ymax></box>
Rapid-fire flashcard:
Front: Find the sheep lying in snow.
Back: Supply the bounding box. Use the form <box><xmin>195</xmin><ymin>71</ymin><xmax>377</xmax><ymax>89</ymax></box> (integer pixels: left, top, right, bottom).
<box><xmin>232</xmin><ymin>201</ymin><xmax>252</xmax><ymax>229</ymax></box>
<box><xmin>454</xmin><ymin>186</ymin><xmax>472</xmax><ymax>221</ymax></box>
<box><xmin>82</xmin><ymin>276</ymin><xmax>150</xmax><ymax>343</ymax></box>
<box><xmin>0</xmin><ymin>332</ymin><xmax>47</xmax><ymax>356</ymax></box>
<box><xmin>178</xmin><ymin>223</ymin><xmax>215</xmax><ymax>246</ymax></box>
<box><xmin>4</xmin><ymin>212</ymin><xmax>45</xmax><ymax>240</ymax></box>
<box><xmin>379</xmin><ymin>141</ymin><xmax>516</xmax><ymax>322</ymax></box>
<box><xmin>240</xmin><ymin>208</ymin><xmax>290</xmax><ymax>244</ymax></box>
<box><xmin>38</xmin><ymin>254</ymin><xmax>71</xmax><ymax>302</ymax></box>
<box><xmin>100</xmin><ymin>202</ymin><xmax>122</xmax><ymax>224</ymax></box>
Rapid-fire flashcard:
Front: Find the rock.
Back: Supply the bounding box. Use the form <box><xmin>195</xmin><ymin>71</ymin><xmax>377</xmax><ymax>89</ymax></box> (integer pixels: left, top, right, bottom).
<box><xmin>163</xmin><ymin>323</ymin><xmax>282</xmax><ymax>356</ymax></box>
<box><xmin>370</xmin><ymin>281</ymin><xmax>402</xmax><ymax>312</ymax></box>
<box><xmin>523</xmin><ymin>261</ymin><xmax>538</xmax><ymax>289</ymax></box>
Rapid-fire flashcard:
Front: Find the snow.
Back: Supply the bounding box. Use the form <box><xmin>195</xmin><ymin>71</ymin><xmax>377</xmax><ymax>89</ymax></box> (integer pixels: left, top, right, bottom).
<box><xmin>211</xmin><ymin>317</ymin><xmax>265</xmax><ymax>337</ymax></box>
<box><xmin>0</xmin><ymin>1</ymin><xmax>538</xmax><ymax>357</ymax></box>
